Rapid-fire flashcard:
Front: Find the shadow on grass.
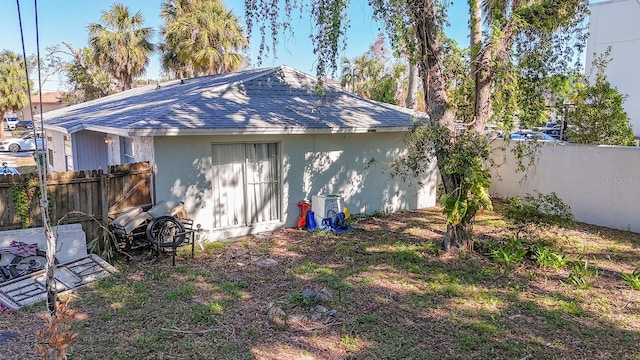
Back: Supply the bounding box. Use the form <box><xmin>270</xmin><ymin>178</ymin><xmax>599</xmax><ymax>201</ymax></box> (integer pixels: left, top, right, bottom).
<box><xmin>10</xmin><ymin>207</ymin><xmax>639</xmax><ymax>359</ymax></box>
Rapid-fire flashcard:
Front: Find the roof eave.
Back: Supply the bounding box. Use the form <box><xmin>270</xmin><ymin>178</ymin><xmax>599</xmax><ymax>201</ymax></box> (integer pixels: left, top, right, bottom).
<box><xmin>127</xmin><ymin>126</ymin><xmax>409</xmax><ymax>137</ymax></box>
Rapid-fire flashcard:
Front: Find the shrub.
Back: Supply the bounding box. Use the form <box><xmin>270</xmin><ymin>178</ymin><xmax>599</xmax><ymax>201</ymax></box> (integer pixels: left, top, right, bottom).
<box><xmin>503</xmin><ymin>192</ymin><xmax>574</xmax><ymax>239</ymax></box>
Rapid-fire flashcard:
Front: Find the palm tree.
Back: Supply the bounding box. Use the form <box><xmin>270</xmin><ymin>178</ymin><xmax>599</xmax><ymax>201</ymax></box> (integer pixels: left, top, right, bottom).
<box><xmin>0</xmin><ymin>51</ymin><xmax>29</xmax><ymax>140</ymax></box>
<box><xmin>87</xmin><ymin>3</ymin><xmax>154</xmax><ymax>91</ymax></box>
<box><xmin>160</xmin><ymin>0</ymin><xmax>247</xmax><ymax>78</ymax></box>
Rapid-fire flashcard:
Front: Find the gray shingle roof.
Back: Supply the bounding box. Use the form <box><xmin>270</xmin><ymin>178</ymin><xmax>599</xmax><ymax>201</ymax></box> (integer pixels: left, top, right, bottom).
<box><xmin>43</xmin><ymin>66</ymin><xmax>427</xmax><ymax>136</ymax></box>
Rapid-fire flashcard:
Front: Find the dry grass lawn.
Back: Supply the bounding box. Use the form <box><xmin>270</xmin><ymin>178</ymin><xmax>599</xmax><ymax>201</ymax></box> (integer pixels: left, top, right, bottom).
<box><xmin>1</xmin><ymin>204</ymin><xmax>639</xmax><ymax>359</ymax></box>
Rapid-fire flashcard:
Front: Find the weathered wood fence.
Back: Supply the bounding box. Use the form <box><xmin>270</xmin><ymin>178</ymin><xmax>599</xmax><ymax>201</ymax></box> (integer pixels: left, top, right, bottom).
<box><xmin>0</xmin><ymin>162</ymin><xmax>153</xmax><ymax>244</ymax></box>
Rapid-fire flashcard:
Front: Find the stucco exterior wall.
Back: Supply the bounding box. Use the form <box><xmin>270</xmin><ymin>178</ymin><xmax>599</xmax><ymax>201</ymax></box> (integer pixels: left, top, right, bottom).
<box><xmin>153</xmin><ymin>132</ymin><xmax>437</xmax><ymax>239</ymax></box>
<box><xmin>587</xmin><ymin>0</ymin><xmax>640</xmax><ymax>137</ymax></box>
<box><xmin>490</xmin><ymin>140</ymin><xmax>640</xmax><ymax>232</ymax></box>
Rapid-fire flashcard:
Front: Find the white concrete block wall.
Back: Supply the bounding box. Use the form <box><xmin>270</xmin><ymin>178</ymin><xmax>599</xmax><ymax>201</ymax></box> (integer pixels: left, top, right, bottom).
<box><xmin>490</xmin><ymin>140</ymin><xmax>640</xmax><ymax>232</ymax></box>
<box><xmin>588</xmin><ymin>0</ymin><xmax>640</xmax><ymax>137</ymax></box>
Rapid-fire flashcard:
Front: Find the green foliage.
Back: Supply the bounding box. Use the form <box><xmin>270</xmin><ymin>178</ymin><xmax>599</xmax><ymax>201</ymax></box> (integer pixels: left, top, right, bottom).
<box><xmin>566</xmin><ymin>255</ymin><xmax>598</xmax><ymax>289</ymax></box>
<box><xmin>288</xmin><ymin>291</ymin><xmax>315</xmax><ymax>309</ymax></box>
<box><xmin>566</xmin><ymin>49</ymin><xmax>636</xmax><ymax>146</ymax></box>
<box><xmin>0</xmin><ymin>50</ymin><xmax>30</xmax><ymax>139</ymax></box>
<box><xmin>439</xmin><ymin>130</ymin><xmax>493</xmax><ymax>228</ymax></box>
<box><xmin>442</xmin><ymin>39</ymin><xmax>474</xmax><ymax>123</ymax></box>
<box><xmin>160</xmin><ymin>0</ymin><xmax>247</xmax><ymax>78</ymax></box>
<box><xmin>392</xmin><ymin>126</ymin><xmax>493</xmax><ymax>231</ymax></box>
<box><xmin>503</xmin><ymin>192</ymin><xmax>574</xmax><ymax>238</ymax></box>
<box><xmin>621</xmin><ymin>268</ymin><xmax>640</xmax><ymax>291</ymax></box>
<box><xmin>491</xmin><ymin>236</ymin><xmax>528</xmax><ymax>273</ymax></box>
<box><xmin>165</xmin><ymin>284</ymin><xmax>195</xmax><ymax>300</ymax></box>
<box><xmin>62</xmin><ymin>46</ymin><xmax>113</xmax><ymax>104</ymax></box>
<box><xmin>339</xmin><ymin>36</ymin><xmax>404</xmax><ymax>105</ymax></box>
<box><xmin>10</xmin><ymin>177</ymin><xmax>40</xmax><ymax>228</ymax></box>
<box><xmin>190</xmin><ymin>302</ymin><xmax>221</xmax><ymax>325</ymax></box>
<box><xmin>88</xmin><ymin>3</ymin><xmax>154</xmax><ymax>91</ymax></box>
<box><xmin>11</xmin><ymin>183</ymin><xmax>30</xmax><ymax>228</ymax></box>
<box><xmin>531</xmin><ymin>243</ymin><xmax>569</xmax><ymax>270</ymax></box>
<box><xmin>243</xmin><ymin>0</ymin><xmax>588</xmax><ymax>253</ymax></box>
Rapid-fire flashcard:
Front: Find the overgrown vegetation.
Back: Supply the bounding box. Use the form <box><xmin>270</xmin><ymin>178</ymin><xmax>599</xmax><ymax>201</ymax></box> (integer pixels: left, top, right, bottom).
<box><xmin>503</xmin><ymin>192</ymin><xmax>575</xmax><ymax>239</ymax></box>
<box><xmin>10</xmin><ymin>176</ymin><xmax>41</xmax><ymax>228</ymax></box>
<box><xmin>566</xmin><ymin>48</ymin><xmax>636</xmax><ymax>146</ymax></box>
<box><xmin>245</xmin><ymin>0</ymin><xmax>589</xmax><ymax>253</ymax></box>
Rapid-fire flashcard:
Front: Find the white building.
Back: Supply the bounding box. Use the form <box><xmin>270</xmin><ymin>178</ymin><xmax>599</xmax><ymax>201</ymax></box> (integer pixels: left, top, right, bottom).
<box><xmin>587</xmin><ymin>0</ymin><xmax>640</xmax><ymax>137</ymax></box>
<box><xmin>41</xmin><ymin>66</ymin><xmax>437</xmax><ymax>240</ymax></box>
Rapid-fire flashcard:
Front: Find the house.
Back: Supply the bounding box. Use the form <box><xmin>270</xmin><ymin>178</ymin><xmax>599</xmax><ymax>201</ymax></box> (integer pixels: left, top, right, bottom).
<box><xmin>21</xmin><ymin>92</ymin><xmax>66</xmax><ymax>120</ymax></box>
<box><xmin>587</xmin><ymin>0</ymin><xmax>640</xmax><ymax>137</ymax></box>
<box><xmin>42</xmin><ymin>66</ymin><xmax>437</xmax><ymax>240</ymax></box>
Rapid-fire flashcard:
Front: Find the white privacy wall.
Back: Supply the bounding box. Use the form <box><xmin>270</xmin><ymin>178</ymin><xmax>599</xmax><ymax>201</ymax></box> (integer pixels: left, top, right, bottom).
<box><xmin>152</xmin><ymin>132</ymin><xmax>438</xmax><ymax>239</ymax></box>
<box><xmin>490</xmin><ymin>141</ymin><xmax>640</xmax><ymax>232</ymax></box>
<box><xmin>587</xmin><ymin>0</ymin><xmax>640</xmax><ymax>137</ymax></box>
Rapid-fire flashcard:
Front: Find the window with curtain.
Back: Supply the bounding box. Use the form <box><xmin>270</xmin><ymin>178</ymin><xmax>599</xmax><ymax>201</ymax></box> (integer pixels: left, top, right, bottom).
<box><xmin>211</xmin><ymin>143</ymin><xmax>280</xmax><ymax>228</ymax></box>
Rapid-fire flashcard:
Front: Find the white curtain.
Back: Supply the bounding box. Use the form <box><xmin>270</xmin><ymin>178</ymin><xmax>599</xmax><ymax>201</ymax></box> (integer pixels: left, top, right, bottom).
<box><xmin>212</xmin><ymin>143</ymin><xmax>246</xmax><ymax>228</ymax></box>
<box><xmin>212</xmin><ymin>143</ymin><xmax>279</xmax><ymax>228</ymax></box>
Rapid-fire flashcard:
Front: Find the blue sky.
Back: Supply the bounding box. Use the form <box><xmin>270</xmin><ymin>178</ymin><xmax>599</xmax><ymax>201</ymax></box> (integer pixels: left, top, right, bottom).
<box><xmin>1</xmin><ymin>0</ymin><xmax>470</xmax><ymax>92</ymax></box>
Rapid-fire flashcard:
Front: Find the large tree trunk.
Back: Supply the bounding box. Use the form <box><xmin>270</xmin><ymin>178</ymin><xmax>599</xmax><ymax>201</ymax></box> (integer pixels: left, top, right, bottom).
<box><xmin>443</xmin><ymin>222</ymin><xmax>475</xmax><ymax>252</ymax></box>
<box><xmin>412</xmin><ymin>2</ymin><xmax>456</xmax><ymax>131</ymax></box>
<box><xmin>472</xmin><ymin>18</ymin><xmax>519</xmax><ymax>133</ymax></box>
<box><xmin>405</xmin><ymin>62</ymin><xmax>419</xmax><ymax>110</ymax></box>
<box><xmin>473</xmin><ymin>49</ymin><xmax>493</xmax><ymax>133</ymax></box>
<box><xmin>412</xmin><ymin>1</ymin><xmax>473</xmax><ymax>251</ymax></box>
<box><xmin>470</xmin><ymin>0</ymin><xmax>490</xmax><ymax>133</ymax></box>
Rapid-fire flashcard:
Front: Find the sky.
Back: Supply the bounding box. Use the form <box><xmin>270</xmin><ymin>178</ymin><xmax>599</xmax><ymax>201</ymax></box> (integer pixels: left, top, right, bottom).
<box><xmin>0</xmin><ymin>0</ymin><xmax>471</xmax><ymax>92</ymax></box>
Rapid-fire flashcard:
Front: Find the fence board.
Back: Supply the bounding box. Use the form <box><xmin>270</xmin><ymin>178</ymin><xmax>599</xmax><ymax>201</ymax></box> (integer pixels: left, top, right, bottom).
<box><xmin>0</xmin><ymin>162</ymin><xmax>152</xmax><ymax>245</ymax></box>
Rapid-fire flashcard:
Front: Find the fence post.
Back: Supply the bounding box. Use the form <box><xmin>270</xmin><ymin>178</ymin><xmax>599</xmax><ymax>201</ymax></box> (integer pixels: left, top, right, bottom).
<box><xmin>100</xmin><ymin>168</ymin><xmax>109</xmax><ymax>244</ymax></box>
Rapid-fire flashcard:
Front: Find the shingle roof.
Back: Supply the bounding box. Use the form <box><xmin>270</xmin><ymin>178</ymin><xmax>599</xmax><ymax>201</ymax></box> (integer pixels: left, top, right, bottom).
<box><xmin>43</xmin><ymin>66</ymin><xmax>427</xmax><ymax>136</ymax></box>
<box><xmin>31</xmin><ymin>92</ymin><xmax>63</xmax><ymax>104</ymax></box>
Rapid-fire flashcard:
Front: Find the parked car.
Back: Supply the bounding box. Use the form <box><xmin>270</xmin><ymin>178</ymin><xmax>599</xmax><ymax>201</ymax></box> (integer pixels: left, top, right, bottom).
<box><xmin>535</xmin><ymin>122</ymin><xmax>565</xmax><ymax>141</ymax></box>
<box><xmin>1</xmin><ymin>164</ymin><xmax>20</xmax><ymax>176</ymax></box>
<box><xmin>3</xmin><ymin>117</ymin><xmax>19</xmax><ymax>131</ymax></box>
<box><xmin>15</xmin><ymin>120</ymin><xmax>34</xmax><ymax>130</ymax></box>
<box><xmin>0</xmin><ymin>132</ymin><xmax>45</xmax><ymax>152</ymax></box>
<box><xmin>507</xmin><ymin>130</ymin><xmax>560</xmax><ymax>142</ymax></box>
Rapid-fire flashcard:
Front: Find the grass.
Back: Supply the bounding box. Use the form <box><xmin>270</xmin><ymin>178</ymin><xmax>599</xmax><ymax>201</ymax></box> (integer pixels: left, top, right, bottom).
<box><xmin>2</xmin><ymin>204</ymin><xmax>640</xmax><ymax>359</ymax></box>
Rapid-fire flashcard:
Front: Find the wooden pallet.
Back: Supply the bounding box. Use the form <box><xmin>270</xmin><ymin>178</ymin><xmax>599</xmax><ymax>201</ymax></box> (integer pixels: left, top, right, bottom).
<box><xmin>0</xmin><ymin>254</ymin><xmax>118</xmax><ymax>310</ymax></box>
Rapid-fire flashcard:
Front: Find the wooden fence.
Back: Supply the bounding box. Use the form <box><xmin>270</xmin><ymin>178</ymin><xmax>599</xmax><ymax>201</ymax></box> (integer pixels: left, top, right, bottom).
<box><xmin>0</xmin><ymin>162</ymin><xmax>153</xmax><ymax>244</ymax></box>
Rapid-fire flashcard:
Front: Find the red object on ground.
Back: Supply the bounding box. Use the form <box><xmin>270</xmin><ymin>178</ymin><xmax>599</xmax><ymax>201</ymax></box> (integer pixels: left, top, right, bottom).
<box><xmin>297</xmin><ymin>201</ymin><xmax>311</xmax><ymax>229</ymax></box>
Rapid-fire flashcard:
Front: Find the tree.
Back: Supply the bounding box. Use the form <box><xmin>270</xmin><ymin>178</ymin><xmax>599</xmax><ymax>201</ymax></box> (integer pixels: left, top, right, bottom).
<box><xmin>27</xmin><ymin>47</ymin><xmax>66</xmax><ymax>95</ymax></box>
<box><xmin>160</xmin><ymin>0</ymin><xmax>248</xmax><ymax>78</ymax></box>
<box><xmin>339</xmin><ymin>35</ymin><xmax>403</xmax><ymax>105</ymax></box>
<box><xmin>88</xmin><ymin>3</ymin><xmax>154</xmax><ymax>91</ymax></box>
<box><xmin>566</xmin><ymin>50</ymin><xmax>635</xmax><ymax>146</ymax></box>
<box><xmin>0</xmin><ymin>50</ymin><xmax>30</xmax><ymax>140</ymax></box>
<box><xmin>42</xmin><ymin>43</ymin><xmax>114</xmax><ymax>104</ymax></box>
<box><xmin>244</xmin><ymin>0</ymin><xmax>588</xmax><ymax>251</ymax></box>
<box><xmin>62</xmin><ymin>45</ymin><xmax>114</xmax><ymax>104</ymax></box>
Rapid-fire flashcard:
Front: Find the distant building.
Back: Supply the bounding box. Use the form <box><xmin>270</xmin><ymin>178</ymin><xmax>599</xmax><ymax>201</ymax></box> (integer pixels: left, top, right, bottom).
<box><xmin>587</xmin><ymin>0</ymin><xmax>640</xmax><ymax>137</ymax></box>
<box><xmin>20</xmin><ymin>92</ymin><xmax>66</xmax><ymax>119</ymax></box>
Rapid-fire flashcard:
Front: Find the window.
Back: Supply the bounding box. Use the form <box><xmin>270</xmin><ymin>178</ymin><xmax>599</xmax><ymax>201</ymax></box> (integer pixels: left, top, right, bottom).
<box><xmin>120</xmin><ymin>137</ymin><xmax>135</xmax><ymax>163</ymax></box>
<box><xmin>211</xmin><ymin>143</ymin><xmax>280</xmax><ymax>228</ymax></box>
